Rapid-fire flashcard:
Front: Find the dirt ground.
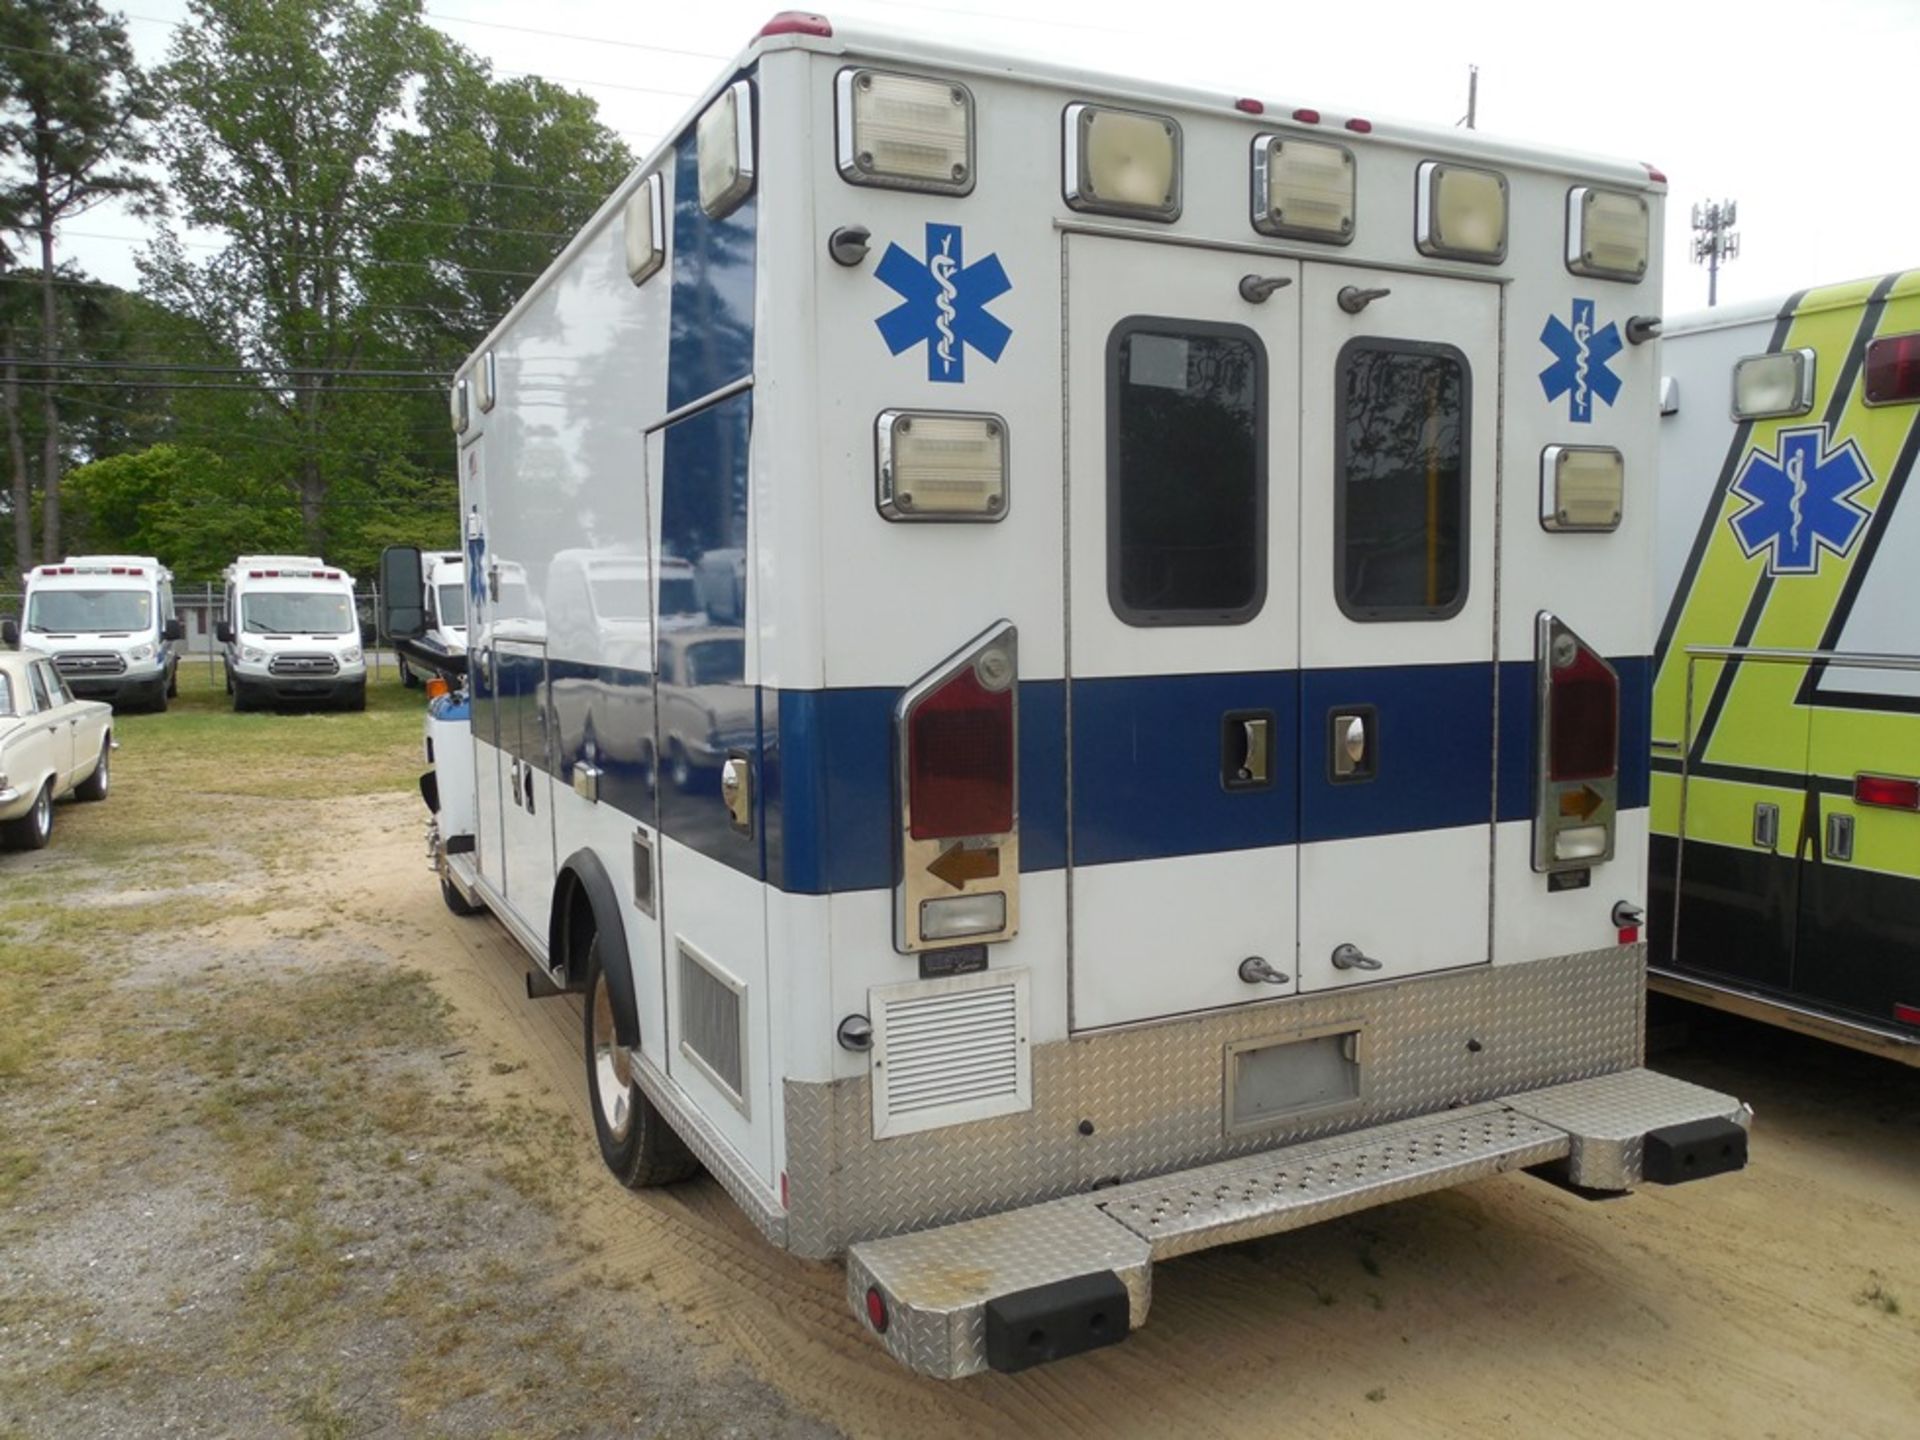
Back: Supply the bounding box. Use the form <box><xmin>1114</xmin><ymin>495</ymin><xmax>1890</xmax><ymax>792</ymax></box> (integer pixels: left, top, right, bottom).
<box><xmin>4</xmin><ymin>674</ymin><xmax>1918</xmax><ymax>1438</ymax></box>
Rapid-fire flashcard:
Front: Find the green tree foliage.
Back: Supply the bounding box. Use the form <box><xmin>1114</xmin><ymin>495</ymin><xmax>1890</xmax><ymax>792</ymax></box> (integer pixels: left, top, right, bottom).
<box><xmin>61</xmin><ymin>442</ymin><xmax>302</xmax><ymax>578</ymax></box>
<box><xmin>0</xmin><ymin>0</ymin><xmax>159</xmax><ymax>563</ymax></box>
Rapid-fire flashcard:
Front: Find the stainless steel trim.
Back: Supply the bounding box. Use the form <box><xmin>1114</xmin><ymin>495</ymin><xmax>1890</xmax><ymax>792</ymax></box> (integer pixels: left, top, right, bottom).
<box><xmin>646</xmin><ymin>374</ymin><xmax>755</xmax><ymax>435</ymax></box>
<box><xmin>835</xmin><ymin>66</ymin><xmax>976</xmax><ymax>195</ymax></box>
<box><xmin>1221</xmin><ymin>1021</ymin><xmax>1369</xmax><ymax>1137</ymax></box>
<box><xmin>1752</xmin><ymin>802</ymin><xmax>1780</xmax><ymax>851</ymax></box>
<box><xmin>1825</xmin><ymin>811</ymin><xmax>1854</xmax><ymax>862</ymax></box>
<box><xmin>1685</xmin><ymin>643</ymin><xmax>1920</xmax><ymax>670</ymax></box>
<box><xmin>676</xmin><ymin>938</ymin><xmax>751</xmax><ymax>1118</ymax></box>
<box><xmin>630</xmin><ymin>1043</ymin><xmax>786</xmax><ymax>1246</ymax></box>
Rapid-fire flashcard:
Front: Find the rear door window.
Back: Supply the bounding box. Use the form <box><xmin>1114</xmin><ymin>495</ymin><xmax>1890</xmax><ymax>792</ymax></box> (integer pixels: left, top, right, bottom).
<box><xmin>1108</xmin><ymin>318</ymin><xmax>1268</xmax><ymax>625</ymax></box>
<box><xmin>1335</xmin><ymin>338</ymin><xmax>1470</xmax><ymax>620</ymax></box>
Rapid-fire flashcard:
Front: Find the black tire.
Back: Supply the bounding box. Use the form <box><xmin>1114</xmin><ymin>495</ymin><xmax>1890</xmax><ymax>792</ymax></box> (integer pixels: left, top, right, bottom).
<box><xmin>343</xmin><ymin>681</ymin><xmax>367</xmax><ymax>712</ymax></box>
<box><xmin>166</xmin><ymin>663</ymin><xmax>178</xmax><ymax>700</ymax></box>
<box><xmin>440</xmin><ymin>872</ymin><xmax>483</xmax><ymax>916</ymax></box>
<box><xmin>583</xmin><ymin>937</ymin><xmax>698</xmax><ymax>1189</ymax></box>
<box><xmin>232</xmin><ymin>680</ymin><xmax>258</xmax><ymax>713</ymax></box>
<box><xmin>1</xmin><ymin>781</ymin><xmax>54</xmax><ymax>851</ymax></box>
<box><xmin>223</xmin><ymin>664</ymin><xmax>233</xmax><ymax>696</ymax></box>
<box><xmin>399</xmin><ymin>656</ymin><xmax>420</xmax><ymax>689</ymax></box>
<box><xmin>74</xmin><ymin>739</ymin><xmax>111</xmax><ymax>802</ymax></box>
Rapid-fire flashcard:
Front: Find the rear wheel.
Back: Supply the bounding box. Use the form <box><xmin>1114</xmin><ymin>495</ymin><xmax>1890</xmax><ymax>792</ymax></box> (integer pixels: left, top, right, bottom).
<box><xmin>75</xmin><ymin>740</ymin><xmax>111</xmax><ymax>802</ymax></box>
<box><xmin>232</xmin><ymin>681</ymin><xmax>257</xmax><ymax>713</ymax></box>
<box><xmin>440</xmin><ymin>871</ymin><xmax>482</xmax><ymax>916</ymax></box>
<box><xmin>584</xmin><ymin>937</ymin><xmax>698</xmax><ymax>1188</ymax></box>
<box><xmin>343</xmin><ymin>681</ymin><xmax>367</xmax><ymax>713</ymax></box>
<box><xmin>399</xmin><ymin>656</ymin><xmax>420</xmax><ymax>689</ymax></box>
<box><xmin>1</xmin><ymin>781</ymin><xmax>54</xmax><ymax>851</ymax></box>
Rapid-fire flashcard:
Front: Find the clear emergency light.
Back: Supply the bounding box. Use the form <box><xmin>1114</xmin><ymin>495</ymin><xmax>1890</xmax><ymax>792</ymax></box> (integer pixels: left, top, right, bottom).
<box><xmin>623</xmin><ymin>172</ymin><xmax>665</xmax><ymax>285</ymax></box>
<box><xmin>1732</xmin><ymin>349</ymin><xmax>1816</xmax><ymax>420</ymax></box>
<box><xmin>1566</xmin><ymin>187</ymin><xmax>1649</xmax><ymax>281</ymax></box>
<box><xmin>1540</xmin><ymin>446</ymin><xmax>1624</xmax><ymax>532</ymax></box>
<box><xmin>475</xmin><ymin>351</ymin><xmax>497</xmax><ymax>413</ymax></box>
<box><xmin>697</xmin><ymin>79</ymin><xmax>755</xmax><ymax>219</ymax></box>
<box><xmin>1416</xmin><ymin>161</ymin><xmax>1507</xmax><ymax>264</ymax></box>
<box><xmin>836</xmin><ymin>68</ymin><xmax>975</xmax><ymax>194</ymax></box>
<box><xmin>1063</xmin><ymin>103</ymin><xmax>1181</xmax><ymax>221</ymax></box>
<box><xmin>1251</xmin><ymin>136</ymin><xmax>1354</xmax><ymax>243</ymax></box>
<box><xmin>449</xmin><ymin>378</ymin><xmax>469</xmax><ymax>435</ymax></box>
<box><xmin>875</xmin><ymin>411</ymin><xmax>1008</xmax><ymax>521</ymax></box>
<box><xmin>894</xmin><ymin>623</ymin><xmax>1020</xmax><ymax>953</ymax></box>
<box><xmin>1532</xmin><ymin>612</ymin><xmax>1619</xmax><ymax>872</ymax></box>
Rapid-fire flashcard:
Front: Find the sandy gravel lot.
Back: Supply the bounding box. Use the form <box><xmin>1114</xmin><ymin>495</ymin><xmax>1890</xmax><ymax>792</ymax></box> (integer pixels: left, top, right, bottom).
<box><xmin>3</xmin><ymin>675</ymin><xmax>1916</xmax><ymax>1438</ymax></box>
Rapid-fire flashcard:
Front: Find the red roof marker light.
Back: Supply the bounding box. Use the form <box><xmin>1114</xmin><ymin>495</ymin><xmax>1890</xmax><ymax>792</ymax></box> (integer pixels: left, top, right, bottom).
<box><xmin>1345</xmin><ymin>117</ymin><xmax>1373</xmax><ymax>134</ymax></box>
<box><xmin>1291</xmin><ymin>107</ymin><xmax>1321</xmax><ymax>124</ymax></box>
<box><xmin>1235</xmin><ymin>97</ymin><xmax>1265</xmax><ymax>115</ymax></box>
<box><xmin>759</xmin><ymin>10</ymin><xmax>832</xmax><ymax>37</ymax></box>
<box><xmin>1642</xmin><ymin>162</ymin><xmax>1668</xmax><ymax>184</ymax></box>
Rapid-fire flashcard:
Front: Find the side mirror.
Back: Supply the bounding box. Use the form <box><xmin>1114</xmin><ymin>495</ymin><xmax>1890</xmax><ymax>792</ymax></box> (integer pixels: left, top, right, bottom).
<box><xmin>163</xmin><ymin>617</ymin><xmax>185</xmax><ymax>643</ymax></box>
<box><xmin>215</xmin><ymin>621</ymin><xmax>233</xmax><ymax>645</ymax></box>
<box><xmin>379</xmin><ymin>545</ymin><xmax>427</xmax><ymax>641</ymax></box>
<box><xmin>0</xmin><ymin>616</ymin><xmax>17</xmax><ymax>649</ymax></box>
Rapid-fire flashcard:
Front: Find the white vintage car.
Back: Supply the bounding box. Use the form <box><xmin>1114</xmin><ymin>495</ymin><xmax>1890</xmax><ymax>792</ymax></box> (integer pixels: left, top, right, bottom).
<box><xmin>0</xmin><ymin>645</ymin><xmax>114</xmax><ymax>850</ymax></box>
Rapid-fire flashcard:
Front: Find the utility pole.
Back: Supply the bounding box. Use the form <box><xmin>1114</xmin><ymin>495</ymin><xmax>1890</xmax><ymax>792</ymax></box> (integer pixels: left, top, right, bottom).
<box><xmin>1691</xmin><ymin>199</ymin><xmax>1740</xmax><ymax>307</ymax></box>
<box><xmin>1457</xmin><ymin>65</ymin><xmax>1478</xmax><ymax>129</ymax></box>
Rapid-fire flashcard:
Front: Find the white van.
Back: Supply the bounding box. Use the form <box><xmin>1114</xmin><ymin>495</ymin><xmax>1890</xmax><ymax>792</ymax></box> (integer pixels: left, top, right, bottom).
<box><xmin>390</xmin><ymin>15</ymin><xmax>1753</xmax><ymax>1378</ymax></box>
<box><xmin>20</xmin><ymin>556</ymin><xmax>182</xmax><ymax>711</ymax></box>
<box><xmin>399</xmin><ymin>551</ymin><xmax>468</xmax><ymax>689</ymax></box>
<box><xmin>217</xmin><ymin>556</ymin><xmax>366</xmax><ymax>711</ymax></box>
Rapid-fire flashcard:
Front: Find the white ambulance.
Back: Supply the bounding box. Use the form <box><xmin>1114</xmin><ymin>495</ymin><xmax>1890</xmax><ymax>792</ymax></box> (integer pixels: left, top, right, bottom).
<box><xmin>217</xmin><ymin>556</ymin><xmax>367</xmax><ymax>711</ymax></box>
<box><xmin>398</xmin><ymin>551</ymin><xmax>468</xmax><ymax>689</ymax></box>
<box><xmin>18</xmin><ymin>556</ymin><xmax>183</xmax><ymax>711</ymax></box>
<box><xmin>386</xmin><ymin>14</ymin><xmax>1751</xmax><ymax>1377</ymax></box>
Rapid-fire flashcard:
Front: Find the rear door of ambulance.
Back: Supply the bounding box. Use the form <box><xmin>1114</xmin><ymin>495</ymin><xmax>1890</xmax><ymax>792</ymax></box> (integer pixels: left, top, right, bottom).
<box><xmin>1065</xmin><ymin>238</ymin><xmax>1498</xmax><ymax>1029</ymax></box>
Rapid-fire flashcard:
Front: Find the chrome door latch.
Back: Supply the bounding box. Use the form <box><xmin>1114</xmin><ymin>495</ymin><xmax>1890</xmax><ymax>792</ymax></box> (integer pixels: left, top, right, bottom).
<box><xmin>1331</xmin><ymin>943</ymin><xmax>1384</xmax><ymax>971</ymax></box>
<box><xmin>721</xmin><ymin>751</ymin><xmax>753</xmax><ymax>836</ymax></box>
<box><xmin>1238</xmin><ymin>955</ymin><xmax>1290</xmax><ymax>985</ymax></box>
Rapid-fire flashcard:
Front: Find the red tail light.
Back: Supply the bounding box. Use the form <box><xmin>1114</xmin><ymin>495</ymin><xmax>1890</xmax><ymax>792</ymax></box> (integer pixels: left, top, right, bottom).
<box><xmin>1854</xmin><ymin>773</ymin><xmax>1920</xmax><ymax>810</ymax></box>
<box><xmin>906</xmin><ymin>649</ymin><xmax>1015</xmax><ymax>841</ymax></box>
<box><xmin>1865</xmin><ymin>332</ymin><xmax>1920</xmax><ymax>406</ymax></box>
<box><xmin>1548</xmin><ymin>642</ymin><xmax>1619</xmax><ymax>782</ymax></box>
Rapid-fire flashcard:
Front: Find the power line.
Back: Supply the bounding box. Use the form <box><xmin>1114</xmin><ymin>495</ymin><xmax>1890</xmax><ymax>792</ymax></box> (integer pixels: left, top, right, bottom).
<box><xmin>417</xmin><ymin>9</ymin><xmax>730</xmax><ymax>62</ymax></box>
<box><xmin>4</xmin><ymin>374</ymin><xmax>443</xmax><ymax>393</ymax></box>
<box><xmin>62</xmin><ymin>227</ymin><xmax>547</xmax><ymax>281</ymax></box>
<box><xmin>2</xmin><ymin>355</ymin><xmax>450</xmax><ymax>378</ymax></box>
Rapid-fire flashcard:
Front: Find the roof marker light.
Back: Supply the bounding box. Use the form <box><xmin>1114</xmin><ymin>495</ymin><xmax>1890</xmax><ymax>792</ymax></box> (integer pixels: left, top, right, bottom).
<box><xmin>1291</xmin><ymin>107</ymin><xmax>1321</xmax><ymax>124</ymax></box>
<box><xmin>759</xmin><ymin>11</ymin><xmax>832</xmax><ymax>37</ymax></box>
<box><xmin>1235</xmin><ymin>98</ymin><xmax>1264</xmax><ymax>115</ymax></box>
<box><xmin>1345</xmin><ymin>117</ymin><xmax>1373</xmax><ymax>134</ymax></box>
<box><xmin>1642</xmin><ymin>162</ymin><xmax>1667</xmax><ymax>184</ymax></box>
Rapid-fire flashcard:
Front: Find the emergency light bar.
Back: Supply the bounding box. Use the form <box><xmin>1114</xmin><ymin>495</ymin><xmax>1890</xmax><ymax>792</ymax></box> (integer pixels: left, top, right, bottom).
<box><xmin>1063</xmin><ymin>103</ymin><xmax>1181</xmax><ymax>222</ymax></box>
<box><xmin>1416</xmin><ymin>161</ymin><xmax>1508</xmax><ymax>264</ymax></box>
<box><xmin>1732</xmin><ymin>350</ymin><xmax>1816</xmax><ymax>420</ymax></box>
<box><xmin>1540</xmin><ymin>446</ymin><xmax>1624</xmax><ymax>532</ymax></box>
<box><xmin>246</xmin><ymin>569</ymin><xmax>342</xmax><ymax>580</ymax></box>
<box><xmin>1251</xmin><ymin>135</ymin><xmax>1354</xmax><ymax>244</ymax></box>
<box><xmin>623</xmin><ymin>172</ymin><xmax>666</xmax><ymax>286</ymax></box>
<box><xmin>34</xmin><ymin>565</ymin><xmax>145</xmax><ymax>576</ymax></box>
<box><xmin>1566</xmin><ymin>186</ymin><xmax>1649</xmax><ymax>282</ymax></box>
<box><xmin>837</xmin><ymin>68</ymin><xmax>974</xmax><ymax>194</ymax></box>
<box><xmin>697</xmin><ymin>79</ymin><xmax>755</xmax><ymax>219</ymax></box>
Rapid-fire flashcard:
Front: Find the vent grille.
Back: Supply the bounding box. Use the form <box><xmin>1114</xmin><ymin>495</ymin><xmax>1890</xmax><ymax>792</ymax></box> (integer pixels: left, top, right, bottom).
<box><xmin>871</xmin><ymin>969</ymin><xmax>1030</xmax><ymax>1139</ymax></box>
<box><xmin>678</xmin><ymin>942</ymin><xmax>746</xmax><ymax>1110</ymax></box>
<box><xmin>54</xmin><ymin>652</ymin><xmax>126</xmax><ymax>676</ymax></box>
<box><xmin>269</xmin><ymin>652</ymin><xmax>340</xmax><ymax>676</ymax></box>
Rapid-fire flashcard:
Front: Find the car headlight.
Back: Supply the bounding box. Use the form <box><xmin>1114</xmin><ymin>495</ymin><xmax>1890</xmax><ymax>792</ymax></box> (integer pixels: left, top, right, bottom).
<box><xmin>127</xmin><ymin>643</ymin><xmax>154</xmax><ymax>663</ymax></box>
<box><xmin>241</xmin><ymin>646</ymin><xmax>267</xmax><ymax>663</ymax></box>
<box><xmin>342</xmin><ymin>646</ymin><xmax>362</xmax><ymax>664</ymax></box>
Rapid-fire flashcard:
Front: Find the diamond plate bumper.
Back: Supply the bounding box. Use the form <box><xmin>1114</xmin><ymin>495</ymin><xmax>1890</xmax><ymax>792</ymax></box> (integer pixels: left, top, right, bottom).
<box><xmin>846</xmin><ymin>1067</ymin><xmax>1748</xmax><ymax>1378</ymax></box>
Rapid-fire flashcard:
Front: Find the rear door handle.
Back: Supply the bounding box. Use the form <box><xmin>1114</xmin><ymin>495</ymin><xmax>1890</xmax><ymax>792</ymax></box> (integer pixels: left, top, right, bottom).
<box><xmin>1222</xmin><ymin>710</ymin><xmax>1274</xmax><ymax>790</ymax></box>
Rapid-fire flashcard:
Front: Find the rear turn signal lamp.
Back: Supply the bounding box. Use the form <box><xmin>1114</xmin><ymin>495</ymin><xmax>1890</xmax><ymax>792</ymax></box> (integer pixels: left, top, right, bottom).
<box><xmin>1533</xmin><ymin>612</ymin><xmax>1620</xmax><ymax>873</ymax></box>
<box><xmin>1854</xmin><ymin>773</ymin><xmax>1920</xmax><ymax>811</ymax></box>
<box><xmin>1865</xmin><ymin>332</ymin><xmax>1920</xmax><ymax>406</ymax></box>
<box><xmin>894</xmin><ymin>622</ymin><xmax>1020</xmax><ymax>953</ymax></box>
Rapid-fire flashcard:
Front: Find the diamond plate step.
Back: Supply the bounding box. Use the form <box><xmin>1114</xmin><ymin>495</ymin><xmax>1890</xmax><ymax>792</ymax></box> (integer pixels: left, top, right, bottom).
<box><xmin>1096</xmin><ymin>1104</ymin><xmax>1569</xmax><ymax>1260</ymax></box>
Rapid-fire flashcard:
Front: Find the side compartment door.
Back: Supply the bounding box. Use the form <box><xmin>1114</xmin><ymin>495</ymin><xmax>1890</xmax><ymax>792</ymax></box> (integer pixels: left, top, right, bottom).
<box><xmin>495</xmin><ymin>638</ymin><xmax>558</xmax><ymax>927</ymax></box>
<box><xmin>1065</xmin><ymin>234</ymin><xmax>1303</xmax><ymax>1031</ymax></box>
<box><xmin>647</xmin><ymin>390</ymin><xmax>771</xmax><ymax>1180</ymax></box>
<box><xmin>1295</xmin><ymin>266</ymin><xmax>1499</xmax><ymax>992</ymax></box>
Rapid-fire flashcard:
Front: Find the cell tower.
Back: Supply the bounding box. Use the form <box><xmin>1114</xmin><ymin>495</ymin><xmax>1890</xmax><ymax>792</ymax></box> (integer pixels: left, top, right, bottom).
<box><xmin>1691</xmin><ymin>199</ymin><xmax>1740</xmax><ymax>307</ymax></box>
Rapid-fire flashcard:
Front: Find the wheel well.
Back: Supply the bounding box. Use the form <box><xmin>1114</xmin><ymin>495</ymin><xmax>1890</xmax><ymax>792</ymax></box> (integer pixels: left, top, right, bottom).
<box><xmin>549</xmin><ymin>867</ymin><xmax>597</xmax><ymax>988</ymax></box>
<box><xmin>548</xmin><ymin>849</ymin><xmax>641</xmax><ymax>1048</ymax></box>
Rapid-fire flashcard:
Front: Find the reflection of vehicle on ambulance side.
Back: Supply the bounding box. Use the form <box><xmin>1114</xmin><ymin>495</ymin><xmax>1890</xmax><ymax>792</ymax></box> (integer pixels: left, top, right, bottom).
<box><xmin>20</xmin><ymin>557</ymin><xmax>183</xmax><ymax>711</ymax></box>
<box><xmin>1650</xmin><ymin>274</ymin><xmax>1920</xmax><ymax>1065</ymax></box>
<box><xmin>657</xmin><ymin>627</ymin><xmax>752</xmax><ymax>791</ymax></box>
<box><xmin>217</xmin><ymin>556</ymin><xmax>367</xmax><ymax>711</ymax></box>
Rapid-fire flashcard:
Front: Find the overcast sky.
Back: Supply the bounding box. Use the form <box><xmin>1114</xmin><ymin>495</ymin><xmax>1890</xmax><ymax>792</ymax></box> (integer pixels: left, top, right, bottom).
<box><xmin>59</xmin><ymin>0</ymin><xmax>1920</xmax><ymax>315</ymax></box>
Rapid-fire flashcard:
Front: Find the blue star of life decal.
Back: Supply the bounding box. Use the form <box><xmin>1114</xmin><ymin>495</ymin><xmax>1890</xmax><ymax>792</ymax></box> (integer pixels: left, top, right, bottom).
<box><xmin>873</xmin><ymin>223</ymin><xmax>1011</xmax><ymax>383</ymax></box>
<box><xmin>1727</xmin><ymin>425</ymin><xmax>1874</xmax><ymax>576</ymax></box>
<box><xmin>1539</xmin><ymin>298</ymin><xmax>1623</xmax><ymax>423</ymax></box>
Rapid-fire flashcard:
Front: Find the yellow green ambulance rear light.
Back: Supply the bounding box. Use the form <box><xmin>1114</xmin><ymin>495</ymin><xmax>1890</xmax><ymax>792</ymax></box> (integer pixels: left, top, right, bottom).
<box><xmin>696</xmin><ymin>80</ymin><xmax>755</xmax><ymax>219</ymax></box>
<box><xmin>1252</xmin><ymin>136</ymin><xmax>1353</xmax><ymax>243</ymax></box>
<box><xmin>1566</xmin><ymin>187</ymin><xmax>1649</xmax><ymax>281</ymax></box>
<box><xmin>1540</xmin><ymin>446</ymin><xmax>1624</xmax><ymax>532</ymax></box>
<box><xmin>1064</xmin><ymin>103</ymin><xmax>1181</xmax><ymax>222</ymax></box>
<box><xmin>1416</xmin><ymin>161</ymin><xmax>1507</xmax><ymax>264</ymax></box>
<box><xmin>1732</xmin><ymin>349</ymin><xmax>1816</xmax><ymax>420</ymax></box>
<box><xmin>837</xmin><ymin>69</ymin><xmax>974</xmax><ymax>194</ymax></box>
<box><xmin>623</xmin><ymin>172</ymin><xmax>665</xmax><ymax>285</ymax></box>
<box><xmin>876</xmin><ymin>411</ymin><xmax>1008</xmax><ymax>522</ymax></box>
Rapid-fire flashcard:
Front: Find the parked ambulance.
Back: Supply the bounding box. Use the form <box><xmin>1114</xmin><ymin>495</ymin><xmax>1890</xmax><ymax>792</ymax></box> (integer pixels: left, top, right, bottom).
<box><xmin>398</xmin><ymin>550</ymin><xmax>468</xmax><ymax>688</ymax></box>
<box><xmin>386</xmin><ymin>14</ymin><xmax>1751</xmax><ymax>1377</ymax></box>
<box><xmin>217</xmin><ymin>556</ymin><xmax>366</xmax><ymax>711</ymax></box>
<box><xmin>1652</xmin><ymin>270</ymin><xmax>1920</xmax><ymax>1065</ymax></box>
<box><xmin>19</xmin><ymin>556</ymin><xmax>183</xmax><ymax>711</ymax></box>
